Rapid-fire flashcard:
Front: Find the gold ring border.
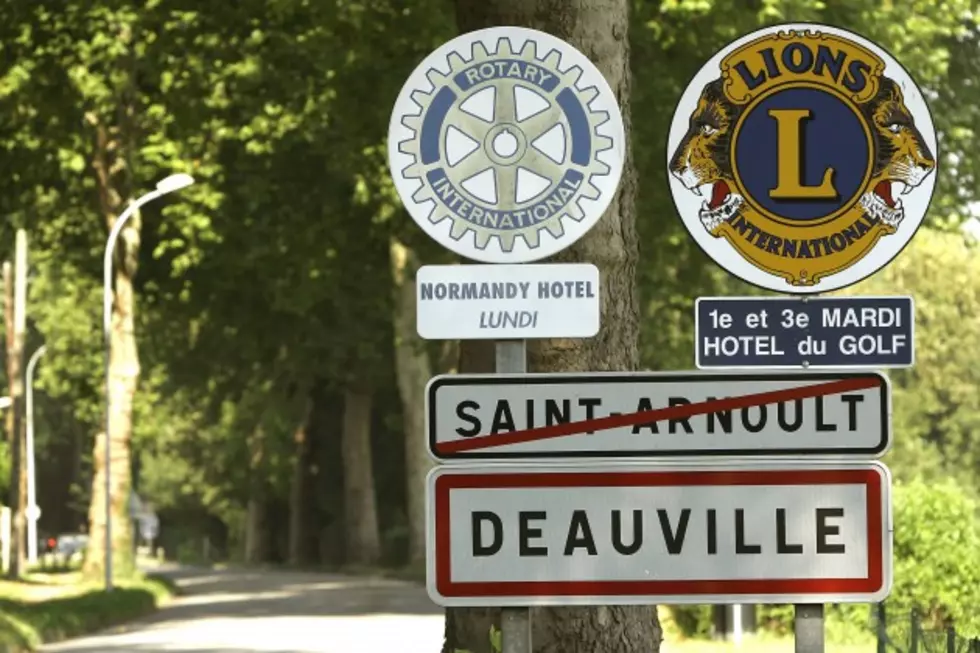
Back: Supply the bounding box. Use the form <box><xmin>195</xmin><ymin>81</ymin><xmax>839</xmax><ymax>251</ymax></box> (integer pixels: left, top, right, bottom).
<box><xmin>729</xmin><ymin>80</ymin><xmax>874</xmax><ymax>229</ymax></box>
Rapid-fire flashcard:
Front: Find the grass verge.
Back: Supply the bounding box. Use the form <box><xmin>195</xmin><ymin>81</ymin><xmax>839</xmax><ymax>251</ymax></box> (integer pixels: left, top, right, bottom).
<box><xmin>0</xmin><ymin>572</ymin><xmax>175</xmax><ymax>652</ymax></box>
<box><xmin>661</xmin><ymin>638</ymin><xmax>875</xmax><ymax>652</ymax></box>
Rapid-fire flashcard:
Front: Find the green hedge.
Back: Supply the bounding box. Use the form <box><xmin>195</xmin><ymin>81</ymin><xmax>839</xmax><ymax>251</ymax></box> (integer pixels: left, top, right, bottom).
<box><xmin>0</xmin><ymin>575</ymin><xmax>174</xmax><ymax>652</ymax></box>
<box><xmin>667</xmin><ymin>478</ymin><xmax>980</xmax><ymax>642</ymax></box>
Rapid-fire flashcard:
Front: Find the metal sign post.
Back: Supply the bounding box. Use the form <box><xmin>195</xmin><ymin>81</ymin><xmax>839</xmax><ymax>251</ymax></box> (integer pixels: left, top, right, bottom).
<box><xmin>795</xmin><ymin>604</ymin><xmax>825</xmax><ymax>653</ymax></box>
<box><xmin>495</xmin><ymin>340</ymin><xmax>531</xmax><ymax>652</ymax></box>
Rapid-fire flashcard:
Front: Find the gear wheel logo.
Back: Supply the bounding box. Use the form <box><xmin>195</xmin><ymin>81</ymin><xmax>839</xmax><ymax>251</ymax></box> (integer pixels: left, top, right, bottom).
<box><xmin>388</xmin><ymin>27</ymin><xmax>626</xmax><ymax>263</ymax></box>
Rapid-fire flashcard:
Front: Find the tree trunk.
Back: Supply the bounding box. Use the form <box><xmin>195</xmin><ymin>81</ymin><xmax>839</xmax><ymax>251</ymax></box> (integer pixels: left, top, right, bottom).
<box><xmin>341</xmin><ymin>388</ymin><xmax>380</xmax><ymax>565</ymax></box>
<box><xmin>446</xmin><ymin>1</ymin><xmax>662</xmax><ymax>652</ymax></box>
<box><xmin>245</xmin><ymin>424</ymin><xmax>269</xmax><ymax>564</ymax></box>
<box><xmin>389</xmin><ymin>238</ymin><xmax>434</xmax><ymax>567</ymax></box>
<box><xmin>244</xmin><ymin>496</ymin><xmax>268</xmax><ymax>564</ymax></box>
<box><xmin>81</xmin><ymin>32</ymin><xmax>141</xmax><ymax>579</ymax></box>
<box><xmin>288</xmin><ymin>401</ymin><xmax>313</xmax><ymax>566</ymax></box>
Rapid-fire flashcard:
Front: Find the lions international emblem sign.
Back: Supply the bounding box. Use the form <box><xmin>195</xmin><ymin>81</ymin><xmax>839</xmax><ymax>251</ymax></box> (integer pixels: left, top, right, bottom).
<box><xmin>668</xmin><ymin>24</ymin><xmax>938</xmax><ymax>293</ymax></box>
<box><xmin>389</xmin><ymin>27</ymin><xmax>626</xmax><ymax>263</ymax></box>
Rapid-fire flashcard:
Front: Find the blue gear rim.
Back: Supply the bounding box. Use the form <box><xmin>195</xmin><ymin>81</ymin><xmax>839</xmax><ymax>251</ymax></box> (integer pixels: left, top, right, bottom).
<box><xmin>417</xmin><ymin>64</ymin><xmax>593</xmax><ymax>232</ymax></box>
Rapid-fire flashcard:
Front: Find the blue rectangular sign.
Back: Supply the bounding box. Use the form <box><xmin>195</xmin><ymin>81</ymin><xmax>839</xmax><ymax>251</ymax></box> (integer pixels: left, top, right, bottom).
<box><xmin>695</xmin><ymin>296</ymin><xmax>914</xmax><ymax>369</ymax></box>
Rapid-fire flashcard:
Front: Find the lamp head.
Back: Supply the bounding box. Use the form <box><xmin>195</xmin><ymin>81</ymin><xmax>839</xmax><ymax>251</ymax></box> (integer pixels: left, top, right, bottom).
<box><xmin>155</xmin><ymin>173</ymin><xmax>195</xmax><ymax>194</ymax></box>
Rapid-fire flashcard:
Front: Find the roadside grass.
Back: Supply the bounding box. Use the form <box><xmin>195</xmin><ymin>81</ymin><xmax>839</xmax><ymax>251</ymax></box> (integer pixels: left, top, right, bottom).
<box><xmin>0</xmin><ymin>571</ymin><xmax>175</xmax><ymax>652</ymax></box>
<box><xmin>661</xmin><ymin>637</ymin><xmax>874</xmax><ymax>652</ymax></box>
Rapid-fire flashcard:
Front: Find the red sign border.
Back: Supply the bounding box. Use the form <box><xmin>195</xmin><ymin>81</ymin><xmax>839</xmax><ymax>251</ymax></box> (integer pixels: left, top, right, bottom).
<box><xmin>433</xmin><ymin>467</ymin><xmax>885</xmax><ymax>601</ymax></box>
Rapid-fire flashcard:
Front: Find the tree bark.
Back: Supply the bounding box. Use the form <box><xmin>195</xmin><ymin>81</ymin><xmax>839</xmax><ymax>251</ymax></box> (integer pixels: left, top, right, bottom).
<box><xmin>446</xmin><ymin>1</ymin><xmax>661</xmax><ymax>652</ymax></box>
<box><xmin>389</xmin><ymin>238</ymin><xmax>434</xmax><ymax>566</ymax></box>
<box><xmin>341</xmin><ymin>388</ymin><xmax>381</xmax><ymax>565</ymax></box>
<box><xmin>288</xmin><ymin>400</ymin><xmax>314</xmax><ymax>566</ymax></box>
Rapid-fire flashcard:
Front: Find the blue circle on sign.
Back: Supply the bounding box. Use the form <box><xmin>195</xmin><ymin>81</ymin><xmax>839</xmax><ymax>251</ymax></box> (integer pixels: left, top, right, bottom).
<box><xmin>733</xmin><ymin>87</ymin><xmax>869</xmax><ymax>222</ymax></box>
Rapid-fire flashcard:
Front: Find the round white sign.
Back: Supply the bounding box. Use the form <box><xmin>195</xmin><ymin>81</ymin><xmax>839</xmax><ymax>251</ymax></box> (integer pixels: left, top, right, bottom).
<box><xmin>388</xmin><ymin>27</ymin><xmax>626</xmax><ymax>263</ymax></box>
<box><xmin>667</xmin><ymin>23</ymin><xmax>938</xmax><ymax>294</ymax></box>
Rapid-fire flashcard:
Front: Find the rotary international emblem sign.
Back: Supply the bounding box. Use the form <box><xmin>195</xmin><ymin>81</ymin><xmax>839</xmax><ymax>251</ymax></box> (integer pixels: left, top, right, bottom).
<box><xmin>388</xmin><ymin>27</ymin><xmax>626</xmax><ymax>263</ymax></box>
<box><xmin>668</xmin><ymin>24</ymin><xmax>938</xmax><ymax>293</ymax></box>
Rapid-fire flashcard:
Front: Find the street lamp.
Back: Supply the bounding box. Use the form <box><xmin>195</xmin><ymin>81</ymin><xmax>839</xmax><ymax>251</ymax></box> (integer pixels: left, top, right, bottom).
<box><xmin>25</xmin><ymin>345</ymin><xmax>46</xmax><ymax>565</ymax></box>
<box><xmin>103</xmin><ymin>173</ymin><xmax>194</xmax><ymax>590</ymax></box>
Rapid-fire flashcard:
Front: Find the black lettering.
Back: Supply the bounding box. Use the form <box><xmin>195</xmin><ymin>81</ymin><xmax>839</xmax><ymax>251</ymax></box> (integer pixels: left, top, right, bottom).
<box><xmin>631</xmin><ymin>396</ymin><xmax>659</xmax><ymax>434</ymax></box>
<box><xmin>734</xmin><ymin>61</ymin><xmax>766</xmax><ymax>90</ymax></box>
<box><xmin>741</xmin><ymin>405</ymin><xmax>767</xmax><ymax>433</ymax></box>
<box><xmin>813</xmin><ymin>45</ymin><xmax>846</xmax><ymax>81</ymax></box>
<box><xmin>782</xmin><ymin>42</ymin><xmax>813</xmax><ymax>73</ymax></box>
<box><xmin>707</xmin><ymin>509</ymin><xmax>717</xmax><ymax>555</ymax></box>
<box><xmin>843</xmin><ymin>59</ymin><xmax>871</xmax><ymax>93</ymax></box>
<box><xmin>841</xmin><ymin>394</ymin><xmax>864</xmax><ymax>431</ymax></box>
<box><xmin>760</xmin><ymin>47</ymin><xmax>781</xmax><ymax>78</ymax></box>
<box><xmin>525</xmin><ymin>399</ymin><xmax>535</xmax><ymax>428</ymax></box>
<box><xmin>545</xmin><ymin>399</ymin><xmax>571</xmax><ymax>426</ymax></box>
<box><xmin>776</xmin><ymin>509</ymin><xmax>803</xmax><ymax>554</ymax></box>
<box><xmin>455</xmin><ymin>400</ymin><xmax>481</xmax><ymax>437</ymax></box>
<box><xmin>519</xmin><ymin>511</ymin><xmax>548</xmax><ymax>556</ymax></box>
<box><xmin>564</xmin><ymin>510</ymin><xmax>597</xmax><ymax>556</ymax></box>
<box><xmin>776</xmin><ymin>399</ymin><xmax>803</xmax><ymax>432</ymax></box>
<box><xmin>707</xmin><ymin>398</ymin><xmax>732</xmax><ymax>434</ymax></box>
<box><xmin>735</xmin><ymin>509</ymin><xmax>761</xmax><ymax>554</ymax></box>
<box><xmin>578</xmin><ymin>397</ymin><xmax>601</xmax><ymax>434</ymax></box>
<box><xmin>815</xmin><ymin>396</ymin><xmax>835</xmax><ymax>431</ymax></box>
<box><xmin>781</xmin><ymin>238</ymin><xmax>798</xmax><ymax>258</ymax></box>
<box><xmin>657</xmin><ymin>509</ymin><xmax>690</xmax><ymax>555</ymax></box>
<box><xmin>766</xmin><ymin>235</ymin><xmax>782</xmax><ymax>254</ymax></box>
<box><xmin>612</xmin><ymin>510</ymin><xmax>643</xmax><ymax>555</ymax></box>
<box><xmin>816</xmin><ymin>508</ymin><xmax>846</xmax><ymax>554</ymax></box>
<box><xmin>472</xmin><ymin>512</ymin><xmax>503</xmax><ymax>556</ymax></box>
<box><xmin>491</xmin><ymin>401</ymin><xmax>516</xmax><ymax>434</ymax></box>
<box><xmin>732</xmin><ymin>213</ymin><xmax>752</xmax><ymax>236</ymax></box>
<box><xmin>668</xmin><ymin>397</ymin><xmax>693</xmax><ymax>434</ymax></box>
<box><xmin>829</xmin><ymin>233</ymin><xmax>846</xmax><ymax>252</ymax></box>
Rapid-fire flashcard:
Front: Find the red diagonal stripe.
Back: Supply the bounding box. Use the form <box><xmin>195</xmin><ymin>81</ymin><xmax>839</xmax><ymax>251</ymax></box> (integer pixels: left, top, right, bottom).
<box><xmin>437</xmin><ymin>376</ymin><xmax>880</xmax><ymax>454</ymax></box>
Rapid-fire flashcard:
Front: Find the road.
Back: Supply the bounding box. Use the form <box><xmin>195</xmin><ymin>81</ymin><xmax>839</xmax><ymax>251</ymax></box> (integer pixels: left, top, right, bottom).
<box><xmin>41</xmin><ymin>566</ymin><xmax>445</xmax><ymax>653</ymax></box>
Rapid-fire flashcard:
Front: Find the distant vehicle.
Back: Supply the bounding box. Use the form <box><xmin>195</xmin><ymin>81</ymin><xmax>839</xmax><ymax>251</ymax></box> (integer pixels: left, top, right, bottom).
<box><xmin>51</xmin><ymin>533</ymin><xmax>89</xmax><ymax>561</ymax></box>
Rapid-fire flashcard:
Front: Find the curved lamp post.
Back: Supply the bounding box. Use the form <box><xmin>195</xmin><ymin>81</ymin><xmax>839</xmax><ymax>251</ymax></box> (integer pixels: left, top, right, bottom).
<box><xmin>103</xmin><ymin>173</ymin><xmax>194</xmax><ymax>590</ymax></box>
<box><xmin>25</xmin><ymin>344</ymin><xmax>46</xmax><ymax>565</ymax></box>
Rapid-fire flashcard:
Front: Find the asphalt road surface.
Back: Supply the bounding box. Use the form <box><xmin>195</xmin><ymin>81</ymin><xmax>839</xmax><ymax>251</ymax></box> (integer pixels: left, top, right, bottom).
<box><xmin>41</xmin><ymin>566</ymin><xmax>445</xmax><ymax>653</ymax></box>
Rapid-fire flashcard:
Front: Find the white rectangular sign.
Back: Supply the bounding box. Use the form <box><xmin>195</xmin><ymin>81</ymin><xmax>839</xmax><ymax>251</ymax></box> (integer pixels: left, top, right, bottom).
<box><xmin>427</xmin><ymin>371</ymin><xmax>890</xmax><ymax>461</ymax></box>
<box><xmin>416</xmin><ymin>263</ymin><xmax>600</xmax><ymax>340</ymax></box>
<box><xmin>426</xmin><ymin>461</ymin><xmax>892</xmax><ymax>607</ymax></box>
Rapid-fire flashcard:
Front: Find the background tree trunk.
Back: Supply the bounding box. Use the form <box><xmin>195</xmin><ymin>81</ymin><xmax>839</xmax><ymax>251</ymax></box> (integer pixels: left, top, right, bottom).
<box><xmin>446</xmin><ymin>0</ymin><xmax>662</xmax><ymax>651</ymax></box>
<box><xmin>341</xmin><ymin>388</ymin><xmax>381</xmax><ymax>565</ymax></box>
<box><xmin>245</xmin><ymin>423</ymin><xmax>269</xmax><ymax>564</ymax></box>
<box><xmin>389</xmin><ymin>238</ymin><xmax>434</xmax><ymax>567</ymax></box>
<box><xmin>288</xmin><ymin>400</ymin><xmax>313</xmax><ymax>566</ymax></box>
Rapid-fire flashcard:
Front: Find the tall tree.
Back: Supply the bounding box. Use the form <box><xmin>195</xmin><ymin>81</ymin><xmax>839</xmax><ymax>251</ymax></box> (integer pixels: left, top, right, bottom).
<box><xmin>390</xmin><ymin>236</ymin><xmax>434</xmax><ymax>566</ymax></box>
<box><xmin>444</xmin><ymin>1</ymin><xmax>661</xmax><ymax>651</ymax></box>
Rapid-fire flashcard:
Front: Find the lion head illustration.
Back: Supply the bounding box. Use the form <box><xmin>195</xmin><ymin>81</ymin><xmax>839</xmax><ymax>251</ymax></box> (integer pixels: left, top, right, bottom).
<box><xmin>668</xmin><ymin>79</ymin><xmax>745</xmax><ymax>233</ymax></box>
<box><xmin>858</xmin><ymin>76</ymin><xmax>936</xmax><ymax>227</ymax></box>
